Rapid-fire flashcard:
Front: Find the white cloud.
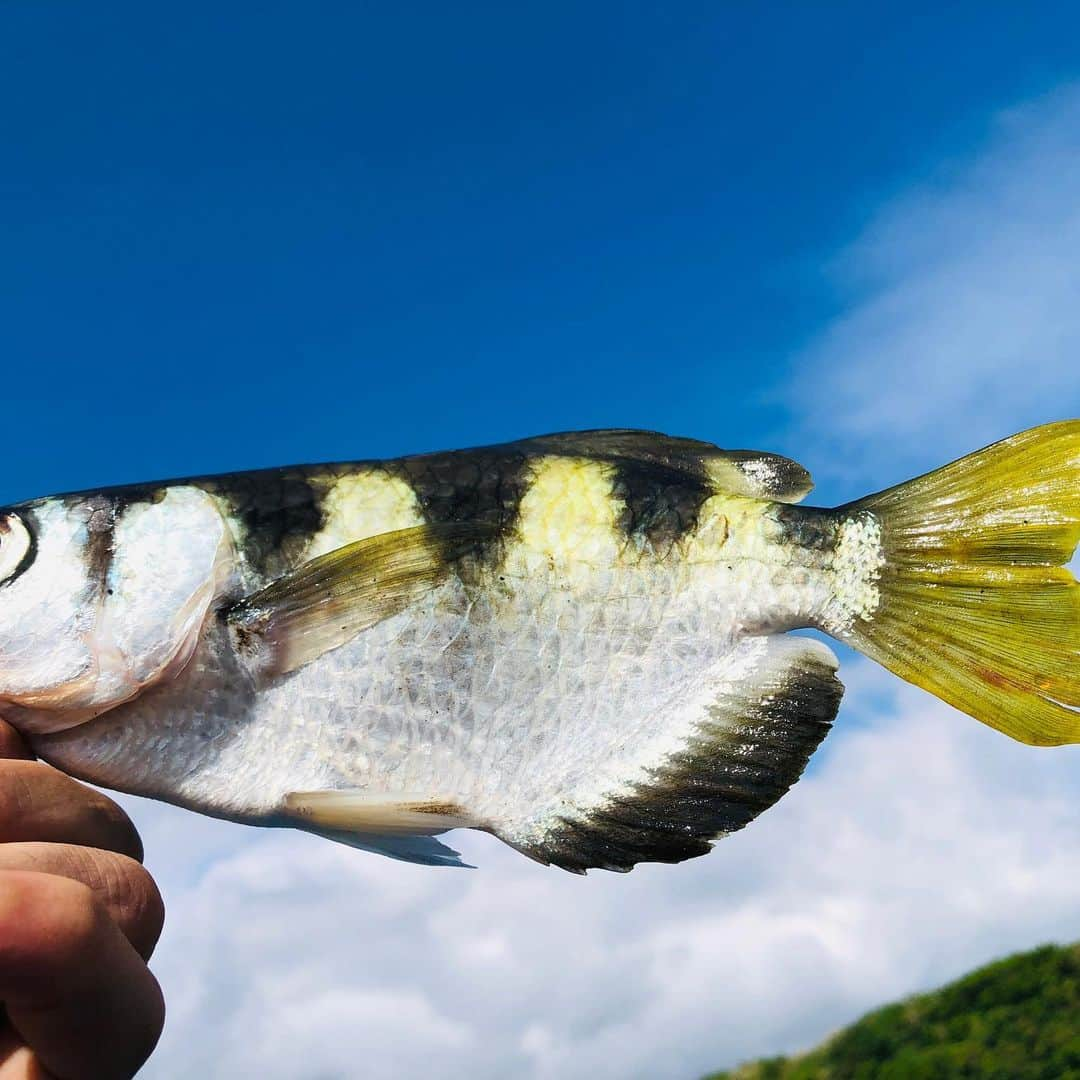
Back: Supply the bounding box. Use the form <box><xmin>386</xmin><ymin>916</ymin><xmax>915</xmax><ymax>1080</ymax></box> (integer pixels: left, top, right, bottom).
<box><xmin>783</xmin><ymin>84</ymin><xmax>1080</xmax><ymax>494</ymax></box>
<box><xmin>125</xmin><ymin>85</ymin><xmax>1080</xmax><ymax>1079</ymax></box>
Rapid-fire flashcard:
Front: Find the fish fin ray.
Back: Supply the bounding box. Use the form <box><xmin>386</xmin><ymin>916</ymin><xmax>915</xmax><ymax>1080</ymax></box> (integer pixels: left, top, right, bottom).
<box><xmin>832</xmin><ymin>419</ymin><xmax>1080</xmax><ymax>746</ymax></box>
<box><xmin>519</xmin><ymin>430</ymin><xmax>813</xmax><ymax>502</ymax></box>
<box><xmin>225</xmin><ymin>521</ymin><xmax>493</xmax><ymax>674</ymax></box>
<box><xmin>305</xmin><ymin>827</ymin><xmax>474</xmax><ymax>868</ymax></box>
<box><xmin>500</xmin><ymin>635</ymin><xmax>842</xmax><ymax>873</ymax></box>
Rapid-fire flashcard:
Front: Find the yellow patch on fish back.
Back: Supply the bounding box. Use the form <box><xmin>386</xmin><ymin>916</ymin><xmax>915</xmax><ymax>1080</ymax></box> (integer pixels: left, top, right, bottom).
<box><xmin>506</xmin><ymin>457</ymin><xmax>625</xmax><ymax>574</ymax></box>
<box><xmin>678</xmin><ymin>494</ymin><xmax>734</xmax><ymax>563</ymax></box>
<box><xmin>680</xmin><ymin>493</ymin><xmax>778</xmax><ymax>567</ymax></box>
<box><xmin>306</xmin><ymin>472</ymin><xmax>424</xmax><ymax>559</ymax></box>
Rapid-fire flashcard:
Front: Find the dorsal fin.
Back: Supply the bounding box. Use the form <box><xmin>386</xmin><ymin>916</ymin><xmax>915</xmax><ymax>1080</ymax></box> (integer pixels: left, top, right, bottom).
<box><xmin>518</xmin><ymin>429</ymin><xmax>813</xmax><ymax>503</ymax></box>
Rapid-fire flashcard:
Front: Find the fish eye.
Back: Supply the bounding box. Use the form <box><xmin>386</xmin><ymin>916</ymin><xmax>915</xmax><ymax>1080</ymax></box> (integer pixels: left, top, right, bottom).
<box><xmin>0</xmin><ymin>512</ymin><xmax>33</xmax><ymax>585</ymax></box>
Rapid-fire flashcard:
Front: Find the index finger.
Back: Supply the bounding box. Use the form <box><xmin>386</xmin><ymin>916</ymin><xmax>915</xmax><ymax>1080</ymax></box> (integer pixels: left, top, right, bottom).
<box><xmin>0</xmin><ymin>721</ymin><xmax>32</xmax><ymax>763</ymax></box>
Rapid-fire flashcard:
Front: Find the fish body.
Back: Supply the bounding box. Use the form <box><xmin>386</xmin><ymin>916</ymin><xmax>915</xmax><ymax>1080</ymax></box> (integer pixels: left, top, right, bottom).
<box><xmin>0</xmin><ymin>426</ymin><xmax>1077</xmax><ymax>870</ymax></box>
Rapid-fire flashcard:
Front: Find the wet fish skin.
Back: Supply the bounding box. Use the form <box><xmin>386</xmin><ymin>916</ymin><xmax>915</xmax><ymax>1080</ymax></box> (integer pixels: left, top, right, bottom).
<box><xmin>0</xmin><ymin>425</ymin><xmax>1076</xmax><ymax>872</ymax></box>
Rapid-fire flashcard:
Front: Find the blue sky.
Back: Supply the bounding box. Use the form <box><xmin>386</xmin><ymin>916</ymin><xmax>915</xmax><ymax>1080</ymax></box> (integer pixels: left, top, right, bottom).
<box><xmin>4</xmin><ymin>5</ymin><xmax>1080</xmax><ymax>1079</ymax></box>
<box><xmin>3</xmin><ymin>2</ymin><xmax>1079</xmax><ymax>499</ymax></box>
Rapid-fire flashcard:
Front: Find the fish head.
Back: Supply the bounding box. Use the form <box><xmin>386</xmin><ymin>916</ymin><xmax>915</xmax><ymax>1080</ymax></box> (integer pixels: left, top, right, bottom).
<box><xmin>0</xmin><ymin>488</ymin><xmax>233</xmax><ymax>736</ymax></box>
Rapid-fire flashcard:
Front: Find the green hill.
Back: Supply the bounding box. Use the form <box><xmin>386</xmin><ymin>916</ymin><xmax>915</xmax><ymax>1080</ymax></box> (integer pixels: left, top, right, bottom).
<box><xmin>704</xmin><ymin>942</ymin><xmax>1080</xmax><ymax>1080</ymax></box>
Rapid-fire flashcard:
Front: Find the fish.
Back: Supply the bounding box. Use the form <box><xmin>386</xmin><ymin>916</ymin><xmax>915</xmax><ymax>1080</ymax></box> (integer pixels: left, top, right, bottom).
<box><xmin>0</xmin><ymin>423</ymin><xmax>1077</xmax><ymax>872</ymax></box>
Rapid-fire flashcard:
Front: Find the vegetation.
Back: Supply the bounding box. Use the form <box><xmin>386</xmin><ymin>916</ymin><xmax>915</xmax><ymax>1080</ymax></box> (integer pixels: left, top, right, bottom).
<box><xmin>704</xmin><ymin>942</ymin><xmax>1080</xmax><ymax>1079</ymax></box>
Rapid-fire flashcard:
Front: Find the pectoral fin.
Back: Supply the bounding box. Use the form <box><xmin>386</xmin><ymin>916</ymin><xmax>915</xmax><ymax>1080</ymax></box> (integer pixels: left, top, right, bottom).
<box><xmin>226</xmin><ymin>521</ymin><xmax>493</xmax><ymax>674</ymax></box>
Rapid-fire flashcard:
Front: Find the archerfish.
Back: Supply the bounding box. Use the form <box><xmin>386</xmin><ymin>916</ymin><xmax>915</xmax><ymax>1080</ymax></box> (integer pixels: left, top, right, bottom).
<box><xmin>0</xmin><ymin>424</ymin><xmax>1077</xmax><ymax>871</ymax></box>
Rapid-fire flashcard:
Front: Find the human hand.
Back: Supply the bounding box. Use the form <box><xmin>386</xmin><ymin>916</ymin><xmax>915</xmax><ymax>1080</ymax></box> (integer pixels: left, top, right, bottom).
<box><xmin>0</xmin><ymin>719</ymin><xmax>164</xmax><ymax>1079</ymax></box>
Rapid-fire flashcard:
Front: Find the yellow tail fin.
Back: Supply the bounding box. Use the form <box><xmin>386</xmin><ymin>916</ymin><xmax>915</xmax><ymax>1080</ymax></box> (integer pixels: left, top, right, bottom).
<box><xmin>832</xmin><ymin>421</ymin><xmax>1080</xmax><ymax>746</ymax></box>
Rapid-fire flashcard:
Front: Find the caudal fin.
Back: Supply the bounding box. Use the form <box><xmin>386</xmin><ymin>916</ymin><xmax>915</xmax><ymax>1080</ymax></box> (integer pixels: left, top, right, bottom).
<box><xmin>827</xmin><ymin>421</ymin><xmax>1080</xmax><ymax>746</ymax></box>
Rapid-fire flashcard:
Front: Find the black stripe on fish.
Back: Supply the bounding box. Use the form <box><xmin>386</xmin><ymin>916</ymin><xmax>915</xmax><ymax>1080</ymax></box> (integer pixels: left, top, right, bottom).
<box><xmin>64</xmin><ymin>491</ymin><xmax>146</xmax><ymax>598</ymax></box>
<box><xmin>390</xmin><ymin>447</ymin><xmax>533</xmax><ymax>562</ymax></box>
<box><xmin>82</xmin><ymin>498</ymin><xmax>120</xmax><ymax>594</ymax></box>
<box><xmin>522</xmin><ymin>639</ymin><xmax>842</xmax><ymax>874</ymax></box>
<box><xmin>770</xmin><ymin>504</ymin><xmax>841</xmax><ymax>553</ymax></box>
<box><xmin>199</xmin><ymin>470</ymin><xmax>328</xmax><ymax>578</ymax></box>
<box><xmin>610</xmin><ymin>458</ymin><xmax>714</xmax><ymax>555</ymax></box>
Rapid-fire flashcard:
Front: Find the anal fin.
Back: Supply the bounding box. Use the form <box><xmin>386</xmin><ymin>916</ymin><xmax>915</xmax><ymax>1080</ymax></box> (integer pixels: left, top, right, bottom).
<box><xmin>507</xmin><ymin>635</ymin><xmax>843</xmax><ymax>874</ymax></box>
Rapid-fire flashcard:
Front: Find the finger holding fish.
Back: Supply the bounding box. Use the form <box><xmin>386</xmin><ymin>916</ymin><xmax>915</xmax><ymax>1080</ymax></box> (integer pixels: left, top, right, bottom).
<box><xmin>0</xmin><ymin>718</ymin><xmax>164</xmax><ymax>1079</ymax></box>
<box><xmin>0</xmin><ymin>760</ymin><xmax>143</xmax><ymax>859</ymax></box>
